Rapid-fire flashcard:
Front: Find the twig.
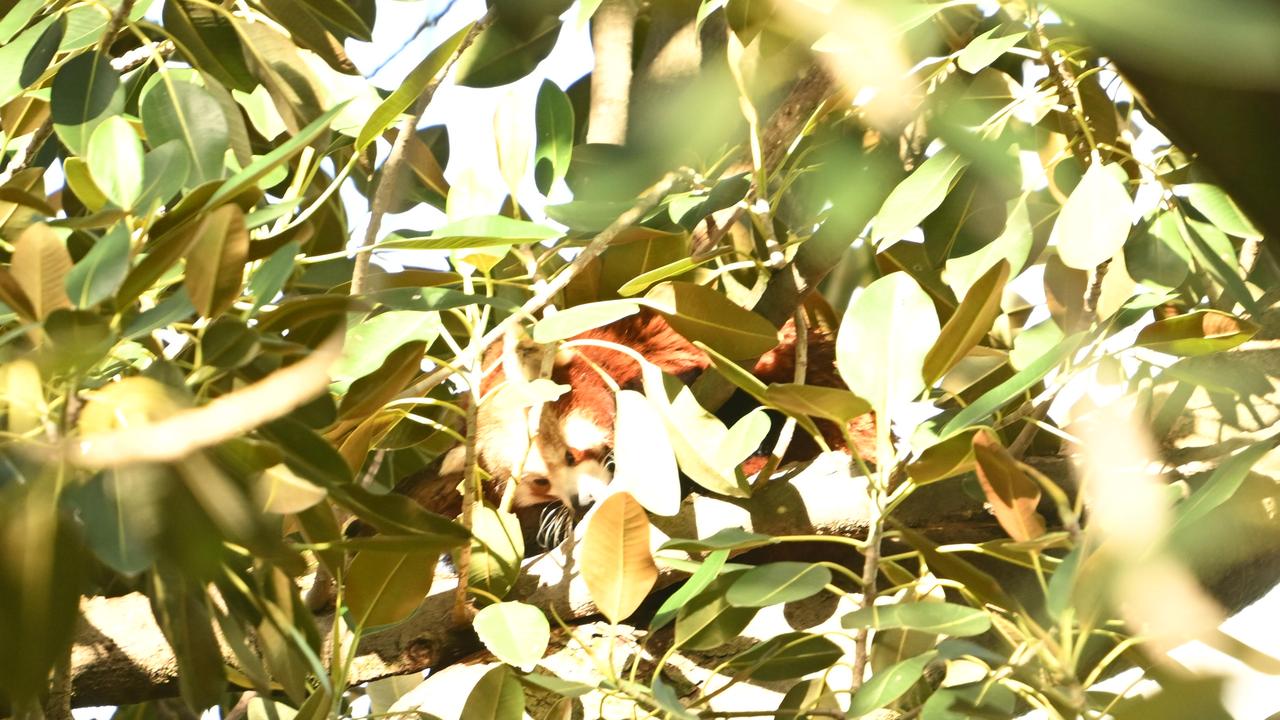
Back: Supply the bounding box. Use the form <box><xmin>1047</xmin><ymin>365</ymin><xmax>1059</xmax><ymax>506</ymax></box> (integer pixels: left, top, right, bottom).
<box><xmin>452</xmin><ymin>395</ymin><xmax>480</xmax><ymax>625</ymax></box>
<box><xmin>399</xmin><ymin>169</ymin><xmax>693</xmax><ymax>399</ymax></box>
<box><xmin>349</xmin><ymin>10</ymin><xmax>494</xmax><ymax>296</ymax></box>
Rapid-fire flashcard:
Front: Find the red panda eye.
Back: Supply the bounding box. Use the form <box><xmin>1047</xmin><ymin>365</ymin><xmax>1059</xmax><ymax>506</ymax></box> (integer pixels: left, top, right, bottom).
<box><xmin>531</xmin><ymin>477</ymin><xmax>551</xmax><ymax>490</ymax></box>
<box><xmin>563</xmin><ymin>450</ymin><xmax>576</xmax><ymax>466</ymax></box>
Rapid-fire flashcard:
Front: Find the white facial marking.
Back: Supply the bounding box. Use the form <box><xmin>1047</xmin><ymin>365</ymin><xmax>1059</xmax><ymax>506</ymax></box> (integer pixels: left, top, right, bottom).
<box><xmin>562</xmin><ymin>411</ymin><xmax>609</xmax><ymax>453</ymax></box>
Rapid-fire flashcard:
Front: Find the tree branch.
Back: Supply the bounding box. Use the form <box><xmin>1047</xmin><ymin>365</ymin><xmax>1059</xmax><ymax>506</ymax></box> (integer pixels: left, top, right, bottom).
<box><xmin>586</xmin><ymin>0</ymin><xmax>638</xmax><ymax>145</ymax></box>
<box><xmin>349</xmin><ymin>11</ymin><xmax>494</xmax><ymax>296</ymax></box>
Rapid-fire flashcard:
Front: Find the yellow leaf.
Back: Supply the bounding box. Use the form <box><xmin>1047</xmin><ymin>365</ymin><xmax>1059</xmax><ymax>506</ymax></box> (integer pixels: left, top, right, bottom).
<box><xmin>579</xmin><ymin>492</ymin><xmax>658</xmax><ymax>624</ymax></box>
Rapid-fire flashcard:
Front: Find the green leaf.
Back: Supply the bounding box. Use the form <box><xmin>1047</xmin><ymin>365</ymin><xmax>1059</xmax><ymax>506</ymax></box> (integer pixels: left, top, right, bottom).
<box><xmin>1052</xmin><ymin>161</ymin><xmax>1133</xmax><ymax>270</ymax></box>
<box><xmin>140</xmin><ymin>79</ymin><xmax>230</xmax><ymax>188</ymax></box>
<box><xmin>248</xmin><ymin>240</ymin><xmax>299</xmax><ymax>315</ymax></box>
<box><xmin>724</xmin><ymin>632</ymin><xmax>843</xmax><ymax>681</ymax></box>
<box><xmin>300</xmin><ymin>0</ymin><xmax>373</xmax><ymax>41</ymax></box>
<box><xmin>660</xmin><ymin>527</ymin><xmax>776</xmax><ymax>552</ymax></box>
<box><xmin>63</xmin><ymin>157</ymin><xmax>110</xmax><ymax>213</ymax></box>
<box><xmin>1125</xmin><ymin>211</ymin><xmax>1192</xmax><ymax>290</ymax></box>
<box><xmin>473</xmin><ymin>602</ymin><xmax>550</xmax><ymax>670</ymax></box>
<box><xmin>945</xmin><ymin>195</ymin><xmax>1033</xmax><ymax>298</ymax></box>
<box><xmin>1172</xmin><ymin>441</ymin><xmax>1277</xmax><ymax>533</ymax></box>
<box><xmin>460</xmin><ymin>666</ymin><xmax>525</xmax><ymax>720</ymax></box>
<box><xmin>51</xmin><ymin>52</ymin><xmax>123</xmax><ymax>156</ymax></box>
<box><xmin>580</xmin><ymin>492</ymin><xmax>659</xmax><ymax>624</ymax></box>
<box><xmin>651</xmin><ymin>549</ymin><xmax>728</xmax><ymax>631</ymax></box>
<box><xmin>1181</xmin><ymin>218</ymin><xmax>1261</xmax><ymax>316</ymax></box>
<box><xmin>455</xmin><ymin>15</ymin><xmax>562</xmax><ymax>88</ymax></box>
<box><xmin>330</xmin><ymin>311</ymin><xmax>440</xmax><ymax>392</ymax></box>
<box><xmin>939</xmin><ymin>332</ymin><xmax>1086</xmax><ymax>438</ymax></box>
<box><xmin>355</xmin><ymin>23</ymin><xmax>474</xmax><ymax>150</ymax></box>
<box><xmin>531</xmin><ymin>300</ymin><xmax>639</xmax><ymax>343</ymax></box>
<box><xmin>1134</xmin><ymin>309</ymin><xmax>1259</xmax><ymax>356</ymax></box>
<box><xmin>518</xmin><ymin>672</ymin><xmax>595</xmax><ymax>699</ymax></box>
<box><xmin>184</xmin><ymin>204</ymin><xmax>249</xmax><ymax>317</ymax></box>
<box><xmin>725</xmin><ymin>562</ymin><xmax>831</xmax><ymax>608</ymax></box>
<box><xmin>147</xmin><ymin>569</ymin><xmax>225</xmax><ymax>711</ymax></box>
<box><xmin>87</xmin><ymin>116</ymin><xmax>144</xmax><ymax>209</ymax></box>
<box><xmin>380</xmin><ymin>215</ymin><xmax>563</xmax><ymax>250</ymax></box>
<box><xmin>345</xmin><ymin>548</ymin><xmax>441</xmax><ymax>628</ymax></box>
<box><xmin>201</xmin><ymin>317</ymin><xmax>260</xmax><ymax>369</ymax></box>
<box><xmin>675</xmin><ymin>571</ymin><xmax>758</xmax><ymax>650</ymax></box>
<box><xmin>874</xmin><ymin>149</ymin><xmax>970</xmax><ymax>246</ymax></box>
<box><xmin>764</xmin><ymin>383</ymin><xmax>871</xmax><ymax>423</ymax></box>
<box><xmin>617</xmin><ymin>256</ymin><xmax>712</xmax><ymax>296</ymax></box>
<box><xmin>923</xmin><ymin>260</ymin><xmax>1009</xmax><ymax>385</ymax></box>
<box><xmin>0</xmin><ymin>14</ymin><xmax>59</xmax><ymax>106</ymax></box>
<box><xmin>163</xmin><ymin>0</ymin><xmax>257</xmax><ymax>93</ymax></box>
<box><xmin>847</xmin><ymin>650</ymin><xmax>938</xmax><ymax>716</ymax></box>
<box><xmin>66</xmin><ymin>223</ymin><xmax>130</xmax><ymax>308</ymax></box>
<box><xmin>956</xmin><ymin>24</ymin><xmax>1027</xmax><ymax>73</ymax></box>
<box><xmin>1180</xmin><ymin>183</ymin><xmax>1261</xmax><ymax>239</ymax></box>
<box><xmin>836</xmin><ymin>272</ymin><xmax>939</xmax><ymax>416</ymax></box>
<box><xmin>206</xmin><ymin>101</ymin><xmax>348</xmax><ymax>209</ymax></box>
<box><xmin>136</xmin><ymin>140</ymin><xmax>192</xmax><ymax>212</ymax></box>
<box><xmin>842</xmin><ymin>601</ymin><xmax>992</xmax><ymax>636</ymax></box>
<box><xmin>533</xmin><ymin>79</ymin><xmax>574</xmax><ymax>195</ymax></box>
<box><xmin>611</xmin><ymin>390</ymin><xmax>682</xmax><ymax>516</ymax></box>
<box><xmin>71</xmin><ymin>468</ymin><xmax>159</xmax><ymax>575</ymax></box>
<box><xmin>18</xmin><ymin>15</ymin><xmax>64</xmax><ymax>90</ymax></box>
<box><xmin>460</xmin><ymin>506</ymin><xmax>524</xmax><ymax>602</ymax></box>
<box><xmin>642</xmin><ymin>281</ymin><xmax>778</xmax><ymax>359</ymax></box>
<box><xmin>11</xmin><ymin>223</ymin><xmax>72</xmax><ymax>320</ymax></box>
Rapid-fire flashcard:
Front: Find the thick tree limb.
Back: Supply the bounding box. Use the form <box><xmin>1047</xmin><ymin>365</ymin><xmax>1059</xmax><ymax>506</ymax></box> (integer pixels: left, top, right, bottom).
<box><xmin>65</xmin><ymin>447</ymin><xmax>1280</xmax><ymax>707</ymax></box>
<box><xmin>586</xmin><ymin>0</ymin><xmax>638</xmax><ymax>145</ymax></box>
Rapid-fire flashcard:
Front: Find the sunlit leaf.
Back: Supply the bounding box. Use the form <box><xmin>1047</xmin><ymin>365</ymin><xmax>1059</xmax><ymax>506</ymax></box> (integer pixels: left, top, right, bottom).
<box><xmin>86</xmin><ymin>116</ymin><xmax>144</xmax><ymax>209</ymax></box>
<box><xmin>330</xmin><ymin>311</ymin><xmax>439</xmax><ymax>392</ymax></box>
<box><xmin>1052</xmin><ymin>161</ymin><xmax>1133</xmax><ymax>270</ymax></box>
<box><xmin>1135</xmin><ymin>309</ymin><xmax>1259</xmax><ymax>356</ymax></box>
<box><xmin>643</xmin><ymin>281</ymin><xmax>778</xmax><ymax>359</ymax></box>
<box><xmin>531</xmin><ymin>300</ymin><xmax>639</xmax><ymax>343</ymax></box>
<box><xmin>473</xmin><ymin>602</ymin><xmax>550</xmax><ymax>671</ymax></box>
<box><xmin>842</xmin><ymin>601</ymin><xmax>992</xmax><ymax>636</ymax></box>
<box><xmin>184</xmin><ymin>204</ymin><xmax>249</xmax><ymax>317</ymax></box>
<box><xmin>611</xmin><ymin>390</ymin><xmax>681</xmax><ymax>516</ymax></box>
<box><xmin>460</xmin><ymin>666</ymin><xmax>525</xmax><ymax>720</ymax></box>
<box><xmin>837</xmin><ymin>272</ymin><xmax>939</xmax><ymax>417</ymax></box>
<box><xmin>846</xmin><ymin>650</ymin><xmax>938</xmax><ymax>716</ymax></box>
<box><xmin>136</xmin><ymin>140</ymin><xmax>192</xmax><ymax>212</ymax></box>
<box><xmin>345</xmin><ymin>547</ymin><xmax>440</xmax><ymax>628</ymax></box>
<box><xmin>460</xmin><ymin>506</ymin><xmax>524</xmax><ymax>602</ymax></box>
<box><xmin>957</xmin><ymin>24</ymin><xmax>1027</xmax><ymax>73</ymax></box>
<box><xmin>764</xmin><ymin>383</ymin><xmax>871</xmax><ymax>424</ymax></box>
<box><xmin>140</xmin><ymin>79</ymin><xmax>230</xmax><ymax>188</ymax></box>
<box><xmin>456</xmin><ymin>16</ymin><xmax>562</xmax><ymax>88</ymax></box>
<box><xmin>651</xmin><ymin>549</ymin><xmax>728</xmax><ymax>631</ymax></box>
<box><xmin>533</xmin><ymin>79</ymin><xmax>574</xmax><ymax>195</ymax></box>
<box><xmin>972</xmin><ymin>431</ymin><xmax>1045</xmax><ymax>541</ymax></box>
<box><xmin>380</xmin><ymin>215</ymin><xmax>563</xmax><ymax>250</ymax></box>
<box><xmin>726</xmin><ymin>562</ymin><xmax>831</xmax><ymax>608</ymax></box>
<box><xmin>579</xmin><ymin>492</ymin><xmax>659</xmax><ymax>623</ymax></box>
<box><xmin>1180</xmin><ymin>183</ymin><xmax>1261</xmax><ymax>239</ymax></box>
<box><xmin>675</xmin><ymin>570</ymin><xmax>758</xmax><ymax>650</ymax></box>
<box><xmin>11</xmin><ymin>222</ymin><xmax>72</xmax><ymax>320</ymax></box>
<box><xmin>874</xmin><ymin>149</ymin><xmax>970</xmax><ymax>246</ymax></box>
<box><xmin>356</xmin><ymin>23</ymin><xmax>474</xmax><ymax>150</ymax></box>
<box><xmin>924</xmin><ymin>260</ymin><xmax>1009</xmax><ymax>385</ymax></box>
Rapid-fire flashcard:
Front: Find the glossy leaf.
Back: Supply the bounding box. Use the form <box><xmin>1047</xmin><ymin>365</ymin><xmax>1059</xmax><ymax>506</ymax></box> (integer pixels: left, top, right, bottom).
<box><xmin>12</xmin><ymin>223</ymin><xmax>72</xmax><ymax>319</ymax></box>
<box><xmin>380</xmin><ymin>216</ymin><xmax>563</xmax><ymax>250</ymax></box>
<box><xmin>579</xmin><ymin>492</ymin><xmax>659</xmax><ymax>623</ymax></box>
<box><xmin>764</xmin><ymin>383</ymin><xmax>871</xmax><ymax>424</ymax></box>
<box><xmin>461</xmin><ymin>506</ymin><xmax>524</xmax><ymax>602</ymax></box>
<box><xmin>50</xmin><ymin>51</ymin><xmax>122</xmax><ymax>155</ymax></box>
<box><xmin>533</xmin><ymin>79</ymin><xmax>574</xmax><ymax>194</ymax></box>
<box><xmin>643</xmin><ymin>281</ymin><xmax>778</xmax><ymax>359</ymax></box>
<box><xmin>473</xmin><ymin>602</ymin><xmax>550</xmax><ymax>671</ymax></box>
<box><xmin>726</xmin><ymin>562</ymin><xmax>831</xmax><ymax>608</ymax></box>
<box><xmin>972</xmin><ymin>431</ymin><xmax>1045</xmax><ymax>541</ymax></box>
<box><xmin>874</xmin><ymin>149</ymin><xmax>970</xmax><ymax>246</ymax></box>
<box><xmin>660</xmin><ymin>527</ymin><xmax>776</xmax><ymax>552</ymax></box>
<box><xmin>650</xmin><ymin>549</ymin><xmax>728</xmax><ymax>631</ymax></box>
<box><xmin>1181</xmin><ymin>183</ymin><xmax>1261</xmax><ymax>239</ymax></box>
<box><xmin>847</xmin><ymin>650</ymin><xmax>938</xmax><ymax>716</ymax></box>
<box><xmin>724</xmin><ymin>632</ymin><xmax>843</xmax><ymax>681</ymax></box>
<box><xmin>531</xmin><ymin>300</ymin><xmax>639</xmax><ymax>343</ymax></box>
<box><xmin>945</xmin><ymin>195</ymin><xmax>1033</xmax><ymax>298</ymax></box>
<box><xmin>87</xmin><ymin>116</ymin><xmax>144</xmax><ymax>209</ymax></box>
<box><xmin>1052</xmin><ymin>162</ymin><xmax>1133</xmax><ymax>270</ymax></box>
<box><xmin>1126</xmin><ymin>211</ymin><xmax>1192</xmax><ymax>290</ymax></box>
<box><xmin>140</xmin><ymin>79</ymin><xmax>230</xmax><ymax>189</ymax></box>
<box><xmin>460</xmin><ymin>666</ymin><xmax>525</xmax><ymax>720</ymax></box>
<box><xmin>1172</xmin><ymin>440</ymin><xmax>1277</xmax><ymax>532</ymax></box>
<box><xmin>842</xmin><ymin>601</ymin><xmax>992</xmax><ymax>636</ymax></box>
<box><xmin>63</xmin><ymin>157</ymin><xmax>109</xmax><ymax>213</ymax></box>
<box><xmin>66</xmin><ymin>223</ymin><xmax>130</xmax><ymax>309</ymax></box>
<box><xmin>345</xmin><ymin>547</ymin><xmax>440</xmax><ymax>628</ymax></box>
<box><xmin>330</xmin><ymin>311</ymin><xmax>439</xmax><ymax>392</ymax></box>
<box><xmin>356</xmin><ymin>23</ymin><xmax>474</xmax><ymax>150</ymax></box>
<box><xmin>456</xmin><ymin>16</ymin><xmax>562</xmax><ymax>88</ymax></box>
<box><xmin>957</xmin><ymin>24</ymin><xmax>1027</xmax><ymax>73</ymax></box>
<box><xmin>837</xmin><ymin>272</ymin><xmax>939</xmax><ymax>416</ymax></box>
<box><xmin>136</xmin><ymin>140</ymin><xmax>192</xmax><ymax>212</ymax></box>
<box><xmin>1135</xmin><ymin>309</ymin><xmax>1259</xmax><ymax>356</ymax></box>
<box><xmin>675</xmin><ymin>571</ymin><xmax>758</xmax><ymax>650</ymax></box>
<box><xmin>184</xmin><ymin>204</ymin><xmax>249</xmax><ymax>317</ymax></box>
<box><xmin>923</xmin><ymin>260</ymin><xmax>1009</xmax><ymax>385</ymax></box>
<box><xmin>611</xmin><ymin>390</ymin><xmax>682</xmax><ymax>516</ymax></box>
<box><xmin>493</xmin><ymin>90</ymin><xmax>531</xmax><ymax>198</ymax></box>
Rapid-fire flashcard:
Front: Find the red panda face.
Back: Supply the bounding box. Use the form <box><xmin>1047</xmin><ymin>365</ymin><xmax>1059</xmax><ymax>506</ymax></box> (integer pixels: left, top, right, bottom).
<box><xmin>475</xmin><ymin>311</ymin><xmax>709</xmax><ymax>515</ymax></box>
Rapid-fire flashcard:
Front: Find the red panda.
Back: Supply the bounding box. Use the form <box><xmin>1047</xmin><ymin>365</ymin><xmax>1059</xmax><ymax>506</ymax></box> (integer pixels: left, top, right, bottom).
<box><xmin>394</xmin><ymin>308</ymin><xmax>876</xmax><ymax>545</ymax></box>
